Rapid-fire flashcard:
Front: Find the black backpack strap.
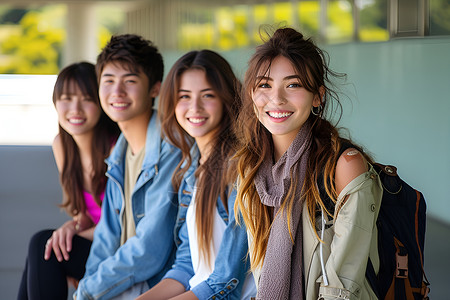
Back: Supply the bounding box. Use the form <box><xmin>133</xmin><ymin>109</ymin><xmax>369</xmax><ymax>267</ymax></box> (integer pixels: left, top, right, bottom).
<box><xmin>315</xmin><ymin>141</ymin><xmax>356</xmax><ymax>218</ymax></box>
<box><xmin>366</xmin><ymin>256</ymin><xmax>381</xmax><ymax>298</ymax></box>
<box><xmin>338</xmin><ymin>141</ymin><xmax>354</xmax><ymax>156</ymax></box>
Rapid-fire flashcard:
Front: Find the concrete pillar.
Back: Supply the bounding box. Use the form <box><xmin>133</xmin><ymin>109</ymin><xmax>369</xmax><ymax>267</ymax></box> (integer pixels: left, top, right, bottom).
<box><xmin>62</xmin><ymin>2</ymin><xmax>98</xmax><ymax>67</ymax></box>
<box><xmin>319</xmin><ymin>0</ymin><xmax>327</xmax><ymax>43</ymax></box>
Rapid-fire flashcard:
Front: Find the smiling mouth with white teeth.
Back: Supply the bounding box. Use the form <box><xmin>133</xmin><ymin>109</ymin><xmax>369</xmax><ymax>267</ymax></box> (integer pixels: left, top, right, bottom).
<box><xmin>188</xmin><ymin>118</ymin><xmax>206</xmax><ymax>124</ymax></box>
<box><xmin>69</xmin><ymin>118</ymin><xmax>85</xmax><ymax>124</ymax></box>
<box><xmin>267</xmin><ymin>112</ymin><xmax>293</xmax><ymax>118</ymax></box>
<box><xmin>111</xmin><ymin>103</ymin><xmax>129</xmax><ymax>108</ymax></box>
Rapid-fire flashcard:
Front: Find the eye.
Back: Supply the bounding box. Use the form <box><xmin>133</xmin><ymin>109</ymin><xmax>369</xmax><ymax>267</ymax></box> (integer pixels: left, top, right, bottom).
<box><xmin>202</xmin><ymin>93</ymin><xmax>216</xmax><ymax>99</ymax></box>
<box><xmin>178</xmin><ymin>94</ymin><xmax>190</xmax><ymax>101</ymax></box>
<box><xmin>257</xmin><ymin>82</ymin><xmax>271</xmax><ymax>88</ymax></box>
<box><xmin>59</xmin><ymin>95</ymin><xmax>71</xmax><ymax>101</ymax></box>
<box><xmin>101</xmin><ymin>79</ymin><xmax>113</xmax><ymax>85</ymax></box>
<box><xmin>287</xmin><ymin>82</ymin><xmax>302</xmax><ymax>88</ymax></box>
<box><xmin>82</xmin><ymin>96</ymin><xmax>93</xmax><ymax>101</ymax></box>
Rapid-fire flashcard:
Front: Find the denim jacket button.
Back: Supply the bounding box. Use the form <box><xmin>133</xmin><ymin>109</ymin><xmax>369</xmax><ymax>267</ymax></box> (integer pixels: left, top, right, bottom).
<box><xmin>226</xmin><ymin>285</ymin><xmax>232</xmax><ymax>290</ymax></box>
<box><xmin>220</xmin><ymin>291</ymin><xmax>225</xmax><ymax>295</ymax></box>
<box><xmin>115</xmin><ymin>209</ymin><xmax>120</xmax><ymax>215</ymax></box>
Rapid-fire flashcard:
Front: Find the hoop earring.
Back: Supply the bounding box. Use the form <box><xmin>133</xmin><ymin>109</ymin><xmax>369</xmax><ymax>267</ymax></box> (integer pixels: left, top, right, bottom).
<box><xmin>311</xmin><ymin>104</ymin><xmax>323</xmax><ymax>116</ymax></box>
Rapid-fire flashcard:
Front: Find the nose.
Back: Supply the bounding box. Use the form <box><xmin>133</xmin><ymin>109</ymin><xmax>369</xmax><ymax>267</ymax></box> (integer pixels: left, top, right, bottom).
<box><xmin>270</xmin><ymin>87</ymin><xmax>287</xmax><ymax>105</ymax></box>
<box><xmin>70</xmin><ymin>98</ymin><xmax>82</xmax><ymax>113</ymax></box>
<box><xmin>112</xmin><ymin>81</ymin><xmax>126</xmax><ymax>96</ymax></box>
<box><xmin>189</xmin><ymin>95</ymin><xmax>203</xmax><ymax>112</ymax></box>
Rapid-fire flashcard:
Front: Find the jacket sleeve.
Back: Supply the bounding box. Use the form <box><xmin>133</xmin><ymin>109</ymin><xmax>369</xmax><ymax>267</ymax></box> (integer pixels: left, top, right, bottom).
<box><xmin>75</xmin><ymin>142</ymin><xmax>181</xmax><ymax>300</ymax></box>
<box><xmin>163</xmin><ymin>219</ymin><xmax>195</xmax><ymax>290</ymax></box>
<box><xmin>192</xmin><ymin>190</ymin><xmax>252</xmax><ymax>300</ymax></box>
<box><xmin>84</xmin><ymin>178</ymin><xmax>121</xmax><ymax>278</ymax></box>
<box><xmin>319</xmin><ymin>168</ymin><xmax>382</xmax><ymax>300</ymax></box>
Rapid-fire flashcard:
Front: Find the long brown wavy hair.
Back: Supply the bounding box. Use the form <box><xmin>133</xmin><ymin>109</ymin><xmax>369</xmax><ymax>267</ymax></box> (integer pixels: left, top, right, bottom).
<box><xmin>234</xmin><ymin>27</ymin><xmax>370</xmax><ymax>270</ymax></box>
<box><xmin>159</xmin><ymin>50</ymin><xmax>241</xmax><ymax>265</ymax></box>
<box><xmin>53</xmin><ymin>62</ymin><xmax>120</xmax><ymax>217</ymax></box>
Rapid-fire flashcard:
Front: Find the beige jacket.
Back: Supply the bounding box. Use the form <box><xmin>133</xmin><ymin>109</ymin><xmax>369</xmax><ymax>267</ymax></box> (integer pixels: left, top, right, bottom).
<box><xmin>252</xmin><ymin>164</ymin><xmax>383</xmax><ymax>300</ymax></box>
<box><xmin>303</xmin><ymin>163</ymin><xmax>382</xmax><ymax>300</ymax></box>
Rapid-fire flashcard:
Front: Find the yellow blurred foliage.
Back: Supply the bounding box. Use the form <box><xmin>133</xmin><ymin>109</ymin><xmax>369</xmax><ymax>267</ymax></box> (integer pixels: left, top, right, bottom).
<box><xmin>0</xmin><ymin>4</ymin><xmax>123</xmax><ymax>74</ymax></box>
<box><xmin>178</xmin><ymin>1</ymin><xmax>389</xmax><ymax>51</ymax></box>
<box><xmin>0</xmin><ymin>5</ymin><xmax>65</xmax><ymax>74</ymax></box>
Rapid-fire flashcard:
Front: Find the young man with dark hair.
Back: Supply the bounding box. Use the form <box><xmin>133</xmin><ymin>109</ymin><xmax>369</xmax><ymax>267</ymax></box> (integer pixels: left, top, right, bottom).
<box><xmin>74</xmin><ymin>34</ymin><xmax>181</xmax><ymax>300</ymax></box>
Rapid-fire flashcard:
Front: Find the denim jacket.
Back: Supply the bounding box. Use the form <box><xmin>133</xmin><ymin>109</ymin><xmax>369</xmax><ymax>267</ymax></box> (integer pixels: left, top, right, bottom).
<box><xmin>163</xmin><ymin>146</ymin><xmax>252</xmax><ymax>300</ymax></box>
<box><xmin>74</xmin><ymin>111</ymin><xmax>182</xmax><ymax>300</ymax></box>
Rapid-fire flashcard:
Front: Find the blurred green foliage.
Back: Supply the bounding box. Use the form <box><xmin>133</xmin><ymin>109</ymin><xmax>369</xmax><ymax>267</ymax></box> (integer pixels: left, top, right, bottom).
<box><xmin>0</xmin><ymin>4</ymin><xmax>124</xmax><ymax>74</ymax></box>
<box><xmin>430</xmin><ymin>0</ymin><xmax>450</xmax><ymax>35</ymax></box>
<box><xmin>0</xmin><ymin>5</ymin><xmax>65</xmax><ymax>74</ymax></box>
<box><xmin>178</xmin><ymin>0</ymin><xmax>390</xmax><ymax>50</ymax></box>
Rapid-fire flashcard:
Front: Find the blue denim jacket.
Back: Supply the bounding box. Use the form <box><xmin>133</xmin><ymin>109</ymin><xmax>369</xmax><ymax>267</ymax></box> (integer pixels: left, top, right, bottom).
<box><xmin>75</xmin><ymin>111</ymin><xmax>182</xmax><ymax>300</ymax></box>
<box><xmin>163</xmin><ymin>146</ymin><xmax>252</xmax><ymax>300</ymax></box>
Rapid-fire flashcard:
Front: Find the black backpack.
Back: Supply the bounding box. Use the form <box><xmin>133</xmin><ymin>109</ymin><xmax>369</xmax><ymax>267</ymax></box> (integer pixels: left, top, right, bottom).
<box><xmin>320</xmin><ymin>144</ymin><xmax>430</xmax><ymax>299</ymax></box>
<box><xmin>366</xmin><ymin>162</ymin><xmax>430</xmax><ymax>300</ymax></box>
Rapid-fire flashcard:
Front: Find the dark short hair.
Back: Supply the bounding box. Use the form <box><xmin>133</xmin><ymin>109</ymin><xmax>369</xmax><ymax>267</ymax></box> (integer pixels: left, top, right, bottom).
<box><xmin>96</xmin><ymin>34</ymin><xmax>164</xmax><ymax>92</ymax></box>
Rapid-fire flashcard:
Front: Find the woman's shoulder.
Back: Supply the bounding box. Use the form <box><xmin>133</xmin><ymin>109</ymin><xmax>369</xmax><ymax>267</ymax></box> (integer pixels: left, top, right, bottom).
<box><xmin>335</xmin><ymin>147</ymin><xmax>368</xmax><ymax>195</ymax></box>
<box><xmin>52</xmin><ymin>133</ymin><xmax>62</xmax><ymax>150</ymax></box>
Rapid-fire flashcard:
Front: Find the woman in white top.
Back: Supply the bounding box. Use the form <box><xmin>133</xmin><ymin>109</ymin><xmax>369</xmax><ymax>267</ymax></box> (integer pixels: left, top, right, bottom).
<box><xmin>137</xmin><ymin>50</ymin><xmax>256</xmax><ymax>300</ymax></box>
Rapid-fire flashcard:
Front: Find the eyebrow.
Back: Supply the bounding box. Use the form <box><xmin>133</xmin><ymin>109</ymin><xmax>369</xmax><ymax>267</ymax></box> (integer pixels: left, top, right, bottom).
<box><xmin>256</xmin><ymin>75</ymin><xmax>271</xmax><ymax>81</ymax></box>
<box><xmin>178</xmin><ymin>88</ymin><xmax>214</xmax><ymax>93</ymax></box>
<box><xmin>284</xmin><ymin>75</ymin><xmax>301</xmax><ymax>80</ymax></box>
<box><xmin>255</xmin><ymin>75</ymin><xmax>300</xmax><ymax>81</ymax></box>
<box><xmin>101</xmin><ymin>73</ymin><xmax>139</xmax><ymax>78</ymax></box>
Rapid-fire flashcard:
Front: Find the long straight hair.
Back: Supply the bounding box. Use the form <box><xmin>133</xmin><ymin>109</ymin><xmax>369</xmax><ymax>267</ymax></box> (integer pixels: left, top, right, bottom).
<box><xmin>159</xmin><ymin>50</ymin><xmax>241</xmax><ymax>265</ymax></box>
<box><xmin>234</xmin><ymin>27</ymin><xmax>370</xmax><ymax>270</ymax></box>
<box><xmin>53</xmin><ymin>62</ymin><xmax>120</xmax><ymax>217</ymax></box>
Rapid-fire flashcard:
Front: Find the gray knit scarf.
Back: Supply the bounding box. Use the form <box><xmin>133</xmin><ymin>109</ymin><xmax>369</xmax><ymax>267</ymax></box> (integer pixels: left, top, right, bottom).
<box><xmin>254</xmin><ymin>119</ymin><xmax>312</xmax><ymax>300</ymax></box>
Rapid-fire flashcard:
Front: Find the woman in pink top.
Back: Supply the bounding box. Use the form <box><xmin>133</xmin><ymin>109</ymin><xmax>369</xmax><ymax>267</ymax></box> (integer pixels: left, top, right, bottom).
<box><xmin>18</xmin><ymin>62</ymin><xmax>120</xmax><ymax>300</ymax></box>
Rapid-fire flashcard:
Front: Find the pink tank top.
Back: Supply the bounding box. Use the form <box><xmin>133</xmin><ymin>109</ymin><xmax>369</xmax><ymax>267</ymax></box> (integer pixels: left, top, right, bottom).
<box><xmin>83</xmin><ymin>191</ymin><xmax>104</xmax><ymax>224</ymax></box>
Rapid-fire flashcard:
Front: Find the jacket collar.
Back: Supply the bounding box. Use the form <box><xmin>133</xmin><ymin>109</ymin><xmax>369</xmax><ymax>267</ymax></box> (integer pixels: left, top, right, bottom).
<box><xmin>106</xmin><ymin>109</ymin><xmax>161</xmax><ymax>171</ymax></box>
<box><xmin>183</xmin><ymin>144</ymin><xmax>199</xmax><ymax>189</ymax></box>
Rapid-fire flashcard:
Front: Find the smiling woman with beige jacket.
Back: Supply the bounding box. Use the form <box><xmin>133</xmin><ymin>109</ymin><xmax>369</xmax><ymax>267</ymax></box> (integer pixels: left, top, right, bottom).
<box><xmin>234</xmin><ymin>26</ymin><xmax>383</xmax><ymax>300</ymax></box>
<box><xmin>248</xmin><ymin>157</ymin><xmax>382</xmax><ymax>300</ymax></box>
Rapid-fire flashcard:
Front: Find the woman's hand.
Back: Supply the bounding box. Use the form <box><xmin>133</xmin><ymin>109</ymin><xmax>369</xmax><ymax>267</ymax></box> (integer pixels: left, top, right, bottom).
<box><xmin>44</xmin><ymin>213</ymin><xmax>94</xmax><ymax>262</ymax></box>
<box><xmin>74</xmin><ymin>212</ymin><xmax>94</xmax><ymax>232</ymax></box>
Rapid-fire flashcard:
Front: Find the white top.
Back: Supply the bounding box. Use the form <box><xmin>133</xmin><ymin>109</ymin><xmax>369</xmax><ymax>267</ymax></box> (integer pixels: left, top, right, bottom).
<box><xmin>186</xmin><ymin>186</ymin><xmax>256</xmax><ymax>299</ymax></box>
